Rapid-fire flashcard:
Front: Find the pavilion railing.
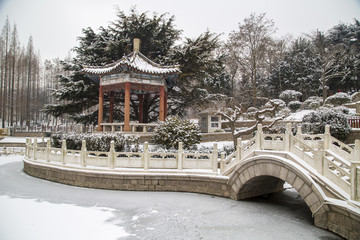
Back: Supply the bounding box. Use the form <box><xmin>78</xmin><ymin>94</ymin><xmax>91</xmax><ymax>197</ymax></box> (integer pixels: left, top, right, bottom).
<box><xmin>101</xmin><ymin>122</ymin><xmax>159</xmax><ymax>133</ymax></box>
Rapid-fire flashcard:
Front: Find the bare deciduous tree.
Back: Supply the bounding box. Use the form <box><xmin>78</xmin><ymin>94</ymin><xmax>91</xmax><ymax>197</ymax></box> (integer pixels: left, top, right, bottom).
<box><xmin>225</xmin><ymin>13</ymin><xmax>276</xmax><ymax>107</ymax></box>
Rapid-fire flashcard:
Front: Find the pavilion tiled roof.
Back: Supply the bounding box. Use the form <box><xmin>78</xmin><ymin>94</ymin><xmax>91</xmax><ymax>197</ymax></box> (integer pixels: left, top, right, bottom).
<box><xmin>82</xmin><ymin>51</ymin><xmax>181</xmax><ymax>76</ymax></box>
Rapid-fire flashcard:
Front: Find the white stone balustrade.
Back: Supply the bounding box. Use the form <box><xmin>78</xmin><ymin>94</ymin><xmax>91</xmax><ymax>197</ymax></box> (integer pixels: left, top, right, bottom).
<box><xmin>25</xmin><ymin>139</ymin><xmax>218</xmax><ymax>175</ymax></box>
<box><xmin>25</xmin><ymin>123</ymin><xmax>360</xmax><ymax>201</ymax></box>
<box><xmin>220</xmin><ymin>123</ymin><xmax>360</xmax><ymax>201</ymax></box>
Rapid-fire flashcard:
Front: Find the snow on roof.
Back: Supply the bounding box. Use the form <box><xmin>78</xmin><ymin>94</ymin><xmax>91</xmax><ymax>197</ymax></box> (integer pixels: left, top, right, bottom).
<box><xmin>82</xmin><ymin>51</ymin><xmax>181</xmax><ymax>76</ymax></box>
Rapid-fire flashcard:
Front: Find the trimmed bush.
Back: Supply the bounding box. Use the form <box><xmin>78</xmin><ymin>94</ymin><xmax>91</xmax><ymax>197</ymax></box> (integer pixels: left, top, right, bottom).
<box><xmin>279</xmin><ymin>90</ymin><xmax>302</xmax><ymax>104</ymax></box>
<box><xmin>264</xmin><ymin>99</ymin><xmax>286</xmax><ymax>110</ymax></box>
<box><xmin>288</xmin><ymin>101</ymin><xmax>302</xmax><ymax>112</ymax></box>
<box><xmin>324</xmin><ymin>92</ymin><xmax>351</xmax><ymax>106</ymax></box>
<box><xmin>301</xmin><ymin>108</ymin><xmax>351</xmax><ymax>141</ymax></box>
<box><xmin>153</xmin><ymin>116</ymin><xmax>202</xmax><ymax>149</ymax></box>
<box><xmin>50</xmin><ymin>132</ymin><xmax>139</xmax><ymax>152</ymax></box>
<box><xmin>303</xmin><ymin>96</ymin><xmax>322</xmax><ymax>110</ymax></box>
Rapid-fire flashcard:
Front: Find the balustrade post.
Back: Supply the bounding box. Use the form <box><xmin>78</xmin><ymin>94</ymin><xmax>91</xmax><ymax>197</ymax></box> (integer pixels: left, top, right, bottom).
<box><xmin>315</xmin><ymin>140</ymin><xmax>324</xmax><ymax>175</ymax></box>
<box><xmin>212</xmin><ymin>143</ymin><xmax>218</xmax><ymax>173</ymax></box>
<box><xmin>177</xmin><ymin>142</ymin><xmax>184</xmax><ymax>170</ymax></box>
<box><xmin>256</xmin><ymin>124</ymin><xmax>263</xmax><ymax>150</ymax></box>
<box><xmin>61</xmin><ymin>140</ymin><xmax>66</xmax><ymax>165</ymax></box>
<box><xmin>46</xmin><ymin>140</ymin><xmax>51</xmax><ymax>162</ymax></box>
<box><xmin>296</xmin><ymin>125</ymin><xmax>302</xmax><ymax>137</ymax></box>
<box><xmin>220</xmin><ymin>152</ymin><xmax>225</xmax><ymax>174</ymax></box>
<box><xmin>144</xmin><ymin>142</ymin><xmax>149</xmax><ymax>170</ymax></box>
<box><xmin>25</xmin><ymin>138</ymin><xmax>30</xmax><ymax>158</ymax></box>
<box><xmin>284</xmin><ymin>123</ymin><xmax>292</xmax><ymax>152</ymax></box>
<box><xmin>81</xmin><ymin>140</ymin><xmax>87</xmax><ymax>167</ymax></box>
<box><xmin>324</xmin><ymin>125</ymin><xmax>330</xmax><ymax>150</ymax></box>
<box><xmin>33</xmin><ymin>139</ymin><xmax>37</xmax><ymax>160</ymax></box>
<box><xmin>236</xmin><ymin>138</ymin><xmax>242</xmax><ymax>161</ymax></box>
<box><xmin>108</xmin><ymin>140</ymin><xmax>115</xmax><ymax>169</ymax></box>
<box><xmin>351</xmin><ymin>140</ymin><xmax>360</xmax><ymax>201</ymax></box>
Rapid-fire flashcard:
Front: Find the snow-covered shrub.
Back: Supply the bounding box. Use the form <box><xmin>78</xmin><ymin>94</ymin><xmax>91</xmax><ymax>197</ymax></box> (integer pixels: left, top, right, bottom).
<box><xmin>302</xmin><ymin>96</ymin><xmax>322</xmax><ymax>110</ymax></box>
<box><xmin>324</xmin><ymin>92</ymin><xmax>351</xmax><ymax>106</ymax></box>
<box><xmin>153</xmin><ymin>116</ymin><xmax>202</xmax><ymax>149</ymax></box>
<box><xmin>288</xmin><ymin>101</ymin><xmax>302</xmax><ymax>112</ymax></box>
<box><xmin>301</xmin><ymin>108</ymin><xmax>351</xmax><ymax>141</ymax></box>
<box><xmin>50</xmin><ymin>132</ymin><xmax>139</xmax><ymax>152</ymax></box>
<box><xmin>51</xmin><ymin>132</ymin><xmax>62</xmax><ymax>148</ymax></box>
<box><xmin>279</xmin><ymin>90</ymin><xmax>302</xmax><ymax>104</ymax></box>
<box><xmin>351</xmin><ymin>91</ymin><xmax>360</xmax><ymax>102</ymax></box>
<box><xmin>334</xmin><ymin>106</ymin><xmax>350</xmax><ymax>115</ymax></box>
<box><xmin>196</xmin><ymin>145</ymin><xmax>234</xmax><ymax>157</ymax></box>
<box><xmin>264</xmin><ymin>99</ymin><xmax>286</xmax><ymax>110</ymax></box>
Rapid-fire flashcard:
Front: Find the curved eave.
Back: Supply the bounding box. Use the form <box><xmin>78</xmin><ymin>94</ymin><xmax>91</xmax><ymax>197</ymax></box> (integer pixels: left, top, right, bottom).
<box><xmin>82</xmin><ymin>64</ymin><xmax>181</xmax><ymax>76</ymax></box>
<box><xmin>82</xmin><ymin>51</ymin><xmax>181</xmax><ymax>77</ymax></box>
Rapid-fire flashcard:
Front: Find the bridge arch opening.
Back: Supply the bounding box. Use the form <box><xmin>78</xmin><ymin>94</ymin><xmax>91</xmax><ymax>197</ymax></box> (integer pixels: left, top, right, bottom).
<box><xmin>237</xmin><ymin>175</ymin><xmax>284</xmax><ymax>200</ymax></box>
<box><xmin>228</xmin><ymin>156</ymin><xmax>328</xmax><ymax>226</ymax></box>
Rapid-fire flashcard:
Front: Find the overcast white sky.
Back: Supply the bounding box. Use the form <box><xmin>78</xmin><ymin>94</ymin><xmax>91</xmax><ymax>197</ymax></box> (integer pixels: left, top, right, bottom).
<box><xmin>0</xmin><ymin>0</ymin><xmax>359</xmax><ymax>61</ymax></box>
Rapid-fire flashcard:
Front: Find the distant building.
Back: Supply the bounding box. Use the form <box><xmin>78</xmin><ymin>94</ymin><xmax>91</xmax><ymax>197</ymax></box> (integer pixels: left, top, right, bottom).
<box><xmin>199</xmin><ymin>111</ymin><xmax>222</xmax><ymax>133</ymax></box>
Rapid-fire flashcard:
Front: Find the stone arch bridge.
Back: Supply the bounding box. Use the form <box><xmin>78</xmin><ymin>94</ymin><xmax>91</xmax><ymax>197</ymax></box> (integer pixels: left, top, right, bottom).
<box><xmin>23</xmin><ymin>124</ymin><xmax>360</xmax><ymax>239</ymax></box>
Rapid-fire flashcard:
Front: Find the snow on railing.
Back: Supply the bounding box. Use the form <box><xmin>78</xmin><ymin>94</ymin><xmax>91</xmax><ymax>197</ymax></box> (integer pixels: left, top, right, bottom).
<box><xmin>0</xmin><ymin>146</ymin><xmax>25</xmax><ymax>155</ymax></box>
<box><xmin>13</xmin><ymin>124</ymin><xmax>94</xmax><ymax>133</ymax></box>
<box><xmin>25</xmin><ymin>123</ymin><xmax>360</xmax><ymax>201</ymax></box>
<box><xmin>219</xmin><ymin>123</ymin><xmax>360</xmax><ymax>201</ymax></box>
<box><xmin>25</xmin><ymin>139</ymin><xmax>218</xmax><ymax>174</ymax></box>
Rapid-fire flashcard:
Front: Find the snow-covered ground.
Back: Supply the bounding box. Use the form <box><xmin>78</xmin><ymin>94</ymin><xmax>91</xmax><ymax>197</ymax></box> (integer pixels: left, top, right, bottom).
<box><xmin>0</xmin><ymin>136</ymin><xmax>49</xmax><ymax>143</ymax></box>
<box><xmin>0</xmin><ymin>155</ymin><xmax>343</xmax><ymax>240</ymax></box>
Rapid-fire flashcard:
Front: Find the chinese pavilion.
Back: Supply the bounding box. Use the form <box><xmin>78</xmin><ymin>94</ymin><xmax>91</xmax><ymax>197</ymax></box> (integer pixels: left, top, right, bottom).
<box><xmin>82</xmin><ymin>39</ymin><xmax>181</xmax><ymax>131</ymax></box>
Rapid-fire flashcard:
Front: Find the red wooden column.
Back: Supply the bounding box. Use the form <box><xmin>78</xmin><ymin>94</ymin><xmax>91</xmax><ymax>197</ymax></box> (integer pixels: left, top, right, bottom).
<box><xmin>159</xmin><ymin>86</ymin><xmax>165</xmax><ymax>122</ymax></box>
<box><xmin>109</xmin><ymin>91</ymin><xmax>114</xmax><ymax>123</ymax></box>
<box><xmin>124</xmin><ymin>82</ymin><xmax>131</xmax><ymax>131</ymax></box>
<box><xmin>164</xmin><ymin>91</ymin><xmax>168</xmax><ymax>120</ymax></box>
<box><xmin>97</xmin><ymin>85</ymin><xmax>104</xmax><ymax>131</ymax></box>
<box><xmin>138</xmin><ymin>94</ymin><xmax>144</xmax><ymax>123</ymax></box>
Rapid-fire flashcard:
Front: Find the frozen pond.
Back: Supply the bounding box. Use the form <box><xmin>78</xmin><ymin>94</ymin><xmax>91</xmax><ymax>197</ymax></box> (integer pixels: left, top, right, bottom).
<box><xmin>0</xmin><ymin>155</ymin><xmax>343</xmax><ymax>240</ymax></box>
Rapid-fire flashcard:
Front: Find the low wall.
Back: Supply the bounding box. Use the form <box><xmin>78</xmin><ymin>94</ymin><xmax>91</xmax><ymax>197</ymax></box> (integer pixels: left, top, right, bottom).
<box><xmin>12</xmin><ymin>132</ymin><xmax>50</xmax><ymax>137</ymax></box>
<box><xmin>221</xmin><ymin>120</ymin><xmax>275</xmax><ymax>129</ymax></box>
<box><xmin>201</xmin><ymin>132</ymin><xmax>233</xmax><ymax>142</ymax></box>
<box><xmin>23</xmin><ymin>159</ymin><xmax>231</xmax><ymax>198</ymax></box>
